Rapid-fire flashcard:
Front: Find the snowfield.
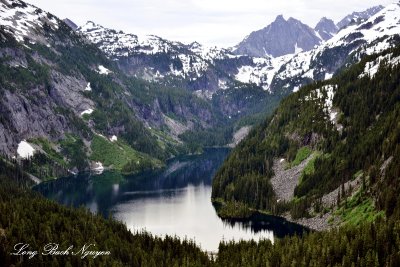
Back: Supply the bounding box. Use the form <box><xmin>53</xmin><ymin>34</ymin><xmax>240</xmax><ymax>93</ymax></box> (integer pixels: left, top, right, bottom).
<box><xmin>17</xmin><ymin>140</ymin><xmax>35</xmax><ymax>158</ymax></box>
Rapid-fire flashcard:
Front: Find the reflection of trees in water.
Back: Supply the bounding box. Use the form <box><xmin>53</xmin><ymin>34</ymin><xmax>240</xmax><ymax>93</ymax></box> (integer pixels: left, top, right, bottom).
<box><xmin>35</xmin><ymin>148</ymin><xmax>230</xmax><ymax>217</ymax></box>
<box><xmin>221</xmin><ymin>213</ymin><xmax>309</xmax><ymax>237</ymax></box>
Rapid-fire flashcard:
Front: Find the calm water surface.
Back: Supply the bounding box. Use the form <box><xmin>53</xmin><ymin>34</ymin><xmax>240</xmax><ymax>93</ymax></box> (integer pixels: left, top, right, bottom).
<box><xmin>35</xmin><ymin>148</ymin><xmax>306</xmax><ymax>251</ymax></box>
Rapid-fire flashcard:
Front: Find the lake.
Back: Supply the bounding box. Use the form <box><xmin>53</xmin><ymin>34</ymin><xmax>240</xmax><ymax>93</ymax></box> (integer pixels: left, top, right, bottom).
<box><xmin>34</xmin><ymin>148</ymin><xmax>307</xmax><ymax>252</ymax></box>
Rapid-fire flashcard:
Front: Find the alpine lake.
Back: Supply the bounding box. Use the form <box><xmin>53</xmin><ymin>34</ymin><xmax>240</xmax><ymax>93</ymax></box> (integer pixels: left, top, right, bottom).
<box><xmin>34</xmin><ymin>148</ymin><xmax>307</xmax><ymax>252</ymax></box>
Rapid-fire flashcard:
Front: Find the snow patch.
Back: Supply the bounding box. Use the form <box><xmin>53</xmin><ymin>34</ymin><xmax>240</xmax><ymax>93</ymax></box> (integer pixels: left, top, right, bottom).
<box><xmin>17</xmin><ymin>140</ymin><xmax>35</xmax><ymax>159</ymax></box>
<box><xmin>97</xmin><ymin>65</ymin><xmax>111</xmax><ymax>75</ymax></box>
<box><xmin>193</xmin><ymin>90</ymin><xmax>213</xmax><ymax>100</ymax></box>
<box><xmin>294</xmin><ymin>43</ymin><xmax>303</xmax><ymax>54</ymax></box>
<box><xmin>81</xmin><ymin>109</ymin><xmax>94</xmax><ymax>116</ymax></box>
<box><xmin>84</xmin><ymin>82</ymin><xmax>92</xmax><ymax>91</ymax></box>
<box><xmin>359</xmin><ymin>54</ymin><xmax>400</xmax><ymax>79</ymax></box>
<box><xmin>218</xmin><ymin>79</ymin><xmax>229</xmax><ymax>90</ymax></box>
<box><xmin>305</xmin><ymin>85</ymin><xmax>337</xmax><ymax>122</ymax></box>
<box><xmin>325</xmin><ymin>73</ymin><xmax>333</xmax><ymax>80</ymax></box>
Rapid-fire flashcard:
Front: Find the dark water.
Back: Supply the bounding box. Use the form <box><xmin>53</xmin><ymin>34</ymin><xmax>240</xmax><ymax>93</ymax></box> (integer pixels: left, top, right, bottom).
<box><xmin>34</xmin><ymin>148</ymin><xmax>307</xmax><ymax>251</ymax></box>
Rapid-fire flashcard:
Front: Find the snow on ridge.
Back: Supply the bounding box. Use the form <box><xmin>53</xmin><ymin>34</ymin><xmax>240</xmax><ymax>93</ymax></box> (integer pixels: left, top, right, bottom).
<box><xmin>78</xmin><ymin>21</ymin><xmax>176</xmax><ymax>57</ymax></box>
<box><xmin>0</xmin><ymin>0</ymin><xmax>59</xmax><ymax>43</ymax></box>
<box><xmin>325</xmin><ymin>2</ymin><xmax>400</xmax><ymax>53</ymax></box>
<box><xmin>268</xmin><ymin>2</ymin><xmax>400</xmax><ymax>92</ymax></box>
<box><xmin>360</xmin><ymin>53</ymin><xmax>400</xmax><ymax>79</ymax></box>
<box><xmin>17</xmin><ymin>140</ymin><xmax>35</xmax><ymax>159</ymax></box>
<box><xmin>234</xmin><ymin>55</ymin><xmax>293</xmax><ymax>92</ymax></box>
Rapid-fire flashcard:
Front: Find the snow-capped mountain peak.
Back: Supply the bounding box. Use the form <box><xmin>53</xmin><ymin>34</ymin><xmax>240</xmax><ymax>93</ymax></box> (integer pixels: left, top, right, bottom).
<box><xmin>336</xmin><ymin>5</ymin><xmax>384</xmax><ymax>30</ymax></box>
<box><xmin>233</xmin><ymin>15</ymin><xmax>322</xmax><ymax>58</ymax></box>
<box><xmin>0</xmin><ymin>0</ymin><xmax>60</xmax><ymax>43</ymax></box>
<box><xmin>267</xmin><ymin>2</ymin><xmax>400</xmax><ymax>94</ymax></box>
<box><xmin>315</xmin><ymin>17</ymin><xmax>338</xmax><ymax>41</ymax></box>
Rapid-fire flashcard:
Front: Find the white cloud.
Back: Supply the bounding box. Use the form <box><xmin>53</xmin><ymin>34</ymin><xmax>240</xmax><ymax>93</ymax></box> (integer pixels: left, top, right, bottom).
<box><xmin>27</xmin><ymin>0</ymin><xmax>393</xmax><ymax>47</ymax></box>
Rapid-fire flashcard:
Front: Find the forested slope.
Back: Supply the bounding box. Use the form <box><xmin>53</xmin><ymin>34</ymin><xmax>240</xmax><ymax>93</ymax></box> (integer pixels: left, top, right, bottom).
<box><xmin>0</xmin><ymin>157</ymin><xmax>210</xmax><ymax>266</ymax></box>
<box><xmin>212</xmin><ymin>44</ymin><xmax>400</xmax><ymax>222</ymax></box>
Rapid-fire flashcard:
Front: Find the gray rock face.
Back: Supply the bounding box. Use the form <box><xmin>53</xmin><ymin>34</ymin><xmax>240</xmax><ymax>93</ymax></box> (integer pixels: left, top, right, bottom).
<box><xmin>233</xmin><ymin>15</ymin><xmax>322</xmax><ymax>57</ymax></box>
<box><xmin>270</xmin><ymin>156</ymin><xmax>314</xmax><ymax>202</ymax></box>
<box><xmin>0</xmin><ymin>87</ymin><xmax>70</xmax><ymax>155</ymax></box>
<box><xmin>336</xmin><ymin>5</ymin><xmax>384</xmax><ymax>30</ymax></box>
<box><xmin>63</xmin><ymin>18</ymin><xmax>78</xmax><ymax>30</ymax></box>
<box><xmin>49</xmin><ymin>70</ymin><xmax>94</xmax><ymax>116</ymax></box>
<box><xmin>315</xmin><ymin>17</ymin><xmax>338</xmax><ymax>41</ymax></box>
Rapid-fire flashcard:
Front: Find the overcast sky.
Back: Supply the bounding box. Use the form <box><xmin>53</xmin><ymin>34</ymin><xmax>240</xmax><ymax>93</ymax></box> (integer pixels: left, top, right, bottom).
<box><xmin>27</xmin><ymin>0</ymin><xmax>394</xmax><ymax>47</ymax></box>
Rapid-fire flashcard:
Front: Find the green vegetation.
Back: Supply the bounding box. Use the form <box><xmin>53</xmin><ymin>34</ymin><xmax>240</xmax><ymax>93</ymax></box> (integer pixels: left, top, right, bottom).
<box><xmin>290</xmin><ymin>146</ymin><xmax>312</xmax><ymax>167</ymax></box>
<box><xmin>0</xmin><ymin>158</ymin><xmax>210</xmax><ymax>266</ymax></box>
<box><xmin>212</xmin><ymin>45</ymin><xmax>400</xmax><ymax>220</ymax></box>
<box><xmin>297</xmin><ymin>151</ymin><xmax>322</xmax><ymax>185</ymax></box>
<box><xmin>60</xmin><ymin>134</ymin><xmax>89</xmax><ymax>171</ymax></box>
<box><xmin>216</xmin><ymin>217</ymin><xmax>400</xmax><ymax>267</ymax></box>
<box><xmin>29</xmin><ymin>138</ymin><xmax>66</xmax><ymax>166</ymax></box>
<box><xmin>0</xmin><ymin>54</ymin><xmax>50</xmax><ymax>91</ymax></box>
<box><xmin>3</xmin><ymin>153</ymin><xmax>400</xmax><ymax>266</ymax></box>
<box><xmin>335</xmin><ymin>189</ymin><xmax>385</xmax><ymax>226</ymax></box>
<box><xmin>90</xmin><ymin>135</ymin><xmax>162</xmax><ymax>173</ymax></box>
<box><xmin>213</xmin><ymin>199</ymin><xmax>254</xmax><ymax>219</ymax></box>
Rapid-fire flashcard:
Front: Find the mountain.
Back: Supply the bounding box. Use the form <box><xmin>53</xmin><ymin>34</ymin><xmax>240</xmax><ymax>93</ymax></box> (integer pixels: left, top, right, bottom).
<box><xmin>212</xmin><ymin>43</ymin><xmax>400</xmax><ymax>228</ymax></box>
<box><xmin>241</xmin><ymin>3</ymin><xmax>400</xmax><ymax>95</ymax></box>
<box><xmin>0</xmin><ymin>0</ymin><xmax>176</xmax><ymax>173</ymax></box>
<box><xmin>0</xmin><ymin>0</ymin><xmax>284</xmax><ymax>177</ymax></box>
<box><xmin>77</xmin><ymin>21</ymin><xmax>281</xmax><ymax>96</ymax></box>
<box><xmin>337</xmin><ymin>5</ymin><xmax>384</xmax><ymax>30</ymax></box>
<box><xmin>77</xmin><ymin>3</ymin><xmax>400</xmax><ymax>100</ymax></box>
<box><xmin>233</xmin><ymin>15</ymin><xmax>322</xmax><ymax>57</ymax></box>
<box><xmin>1</xmin><ymin>0</ymin><xmax>398</xmax><ymax>179</ymax></box>
<box><xmin>77</xmin><ymin>21</ymin><xmax>230</xmax><ymax>92</ymax></box>
<box><xmin>0</xmin><ymin>0</ymin><xmax>237</xmax><ymax>176</ymax></box>
<box><xmin>314</xmin><ymin>17</ymin><xmax>338</xmax><ymax>41</ymax></box>
<box><xmin>213</xmin><ymin>3</ymin><xmax>400</xmax><ymax>222</ymax></box>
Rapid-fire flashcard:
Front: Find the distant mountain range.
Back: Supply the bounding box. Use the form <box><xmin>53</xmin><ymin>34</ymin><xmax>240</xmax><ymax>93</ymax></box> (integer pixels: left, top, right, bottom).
<box><xmin>336</xmin><ymin>5</ymin><xmax>384</xmax><ymax>29</ymax></box>
<box><xmin>233</xmin><ymin>5</ymin><xmax>384</xmax><ymax>58</ymax></box>
<box><xmin>74</xmin><ymin>4</ymin><xmax>396</xmax><ymax>96</ymax></box>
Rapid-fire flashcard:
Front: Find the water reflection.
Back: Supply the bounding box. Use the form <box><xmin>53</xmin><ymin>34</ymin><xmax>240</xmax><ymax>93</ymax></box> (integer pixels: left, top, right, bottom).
<box><xmin>35</xmin><ymin>148</ymin><xmax>306</xmax><ymax>251</ymax></box>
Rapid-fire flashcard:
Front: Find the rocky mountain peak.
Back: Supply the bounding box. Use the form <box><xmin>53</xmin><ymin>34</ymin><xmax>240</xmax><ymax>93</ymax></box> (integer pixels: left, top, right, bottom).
<box><xmin>233</xmin><ymin>15</ymin><xmax>322</xmax><ymax>57</ymax></box>
<box><xmin>336</xmin><ymin>5</ymin><xmax>384</xmax><ymax>30</ymax></box>
<box><xmin>315</xmin><ymin>17</ymin><xmax>338</xmax><ymax>41</ymax></box>
<box><xmin>274</xmin><ymin>15</ymin><xmax>286</xmax><ymax>23</ymax></box>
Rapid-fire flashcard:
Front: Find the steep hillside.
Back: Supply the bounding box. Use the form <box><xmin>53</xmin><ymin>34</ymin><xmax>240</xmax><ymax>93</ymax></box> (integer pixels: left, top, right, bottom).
<box><xmin>0</xmin><ymin>0</ymin><xmax>246</xmax><ymax>176</ymax></box>
<box><xmin>212</xmin><ymin>44</ymin><xmax>400</xmax><ymax>228</ymax></box>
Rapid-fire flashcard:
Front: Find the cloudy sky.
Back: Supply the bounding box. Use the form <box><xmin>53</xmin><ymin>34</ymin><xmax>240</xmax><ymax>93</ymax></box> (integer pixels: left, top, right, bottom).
<box><xmin>28</xmin><ymin>0</ymin><xmax>393</xmax><ymax>47</ymax></box>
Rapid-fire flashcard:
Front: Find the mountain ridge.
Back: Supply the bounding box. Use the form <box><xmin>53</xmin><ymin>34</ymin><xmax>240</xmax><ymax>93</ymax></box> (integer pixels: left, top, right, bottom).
<box><xmin>212</xmin><ymin>43</ymin><xmax>400</xmax><ymax>229</ymax></box>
